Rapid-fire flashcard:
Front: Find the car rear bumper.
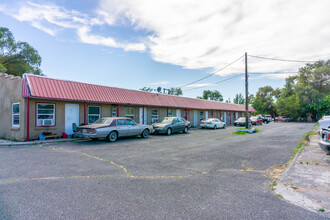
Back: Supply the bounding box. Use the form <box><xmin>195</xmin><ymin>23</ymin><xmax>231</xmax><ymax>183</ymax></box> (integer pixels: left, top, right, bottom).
<box><xmin>319</xmin><ymin>140</ymin><xmax>330</xmax><ymax>154</ymax></box>
<box><xmin>200</xmin><ymin>124</ymin><xmax>214</xmax><ymax>128</ymax></box>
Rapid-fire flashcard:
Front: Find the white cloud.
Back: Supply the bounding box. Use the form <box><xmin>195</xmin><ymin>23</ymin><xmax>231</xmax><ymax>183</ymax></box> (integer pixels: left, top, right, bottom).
<box><xmin>2</xmin><ymin>1</ymin><xmax>145</xmax><ymax>51</ymax></box>
<box><xmin>185</xmin><ymin>83</ymin><xmax>216</xmax><ymax>88</ymax></box>
<box><xmin>3</xmin><ymin>0</ymin><xmax>330</xmax><ymax>75</ymax></box>
<box><xmin>151</xmin><ymin>81</ymin><xmax>170</xmax><ymax>85</ymax></box>
<box><xmin>97</xmin><ymin>0</ymin><xmax>330</xmax><ymax>76</ymax></box>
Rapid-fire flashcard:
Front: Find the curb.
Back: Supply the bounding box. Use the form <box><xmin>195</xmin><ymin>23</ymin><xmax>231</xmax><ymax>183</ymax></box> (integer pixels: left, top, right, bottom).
<box><xmin>0</xmin><ymin>138</ymin><xmax>81</xmax><ymax>147</ymax></box>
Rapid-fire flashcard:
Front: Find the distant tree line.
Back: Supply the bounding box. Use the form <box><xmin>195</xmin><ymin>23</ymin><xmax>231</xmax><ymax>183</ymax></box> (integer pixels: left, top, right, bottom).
<box><xmin>249</xmin><ymin>60</ymin><xmax>330</xmax><ymax>121</ymax></box>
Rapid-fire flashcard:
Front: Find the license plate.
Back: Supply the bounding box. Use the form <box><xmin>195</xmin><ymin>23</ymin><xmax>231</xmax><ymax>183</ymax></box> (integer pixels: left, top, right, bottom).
<box><xmin>83</xmin><ymin>129</ymin><xmax>87</xmax><ymax>133</ymax></box>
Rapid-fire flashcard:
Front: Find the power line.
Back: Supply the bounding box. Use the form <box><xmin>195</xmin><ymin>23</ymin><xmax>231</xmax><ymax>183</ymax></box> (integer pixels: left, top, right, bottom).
<box><xmin>184</xmin><ymin>73</ymin><xmax>244</xmax><ymax>92</ymax></box>
<box><xmin>180</xmin><ymin>54</ymin><xmax>244</xmax><ymax>88</ymax></box>
<box><xmin>248</xmin><ymin>55</ymin><xmax>317</xmax><ymax>63</ymax></box>
<box><xmin>249</xmin><ymin>71</ymin><xmax>298</xmax><ymax>75</ymax></box>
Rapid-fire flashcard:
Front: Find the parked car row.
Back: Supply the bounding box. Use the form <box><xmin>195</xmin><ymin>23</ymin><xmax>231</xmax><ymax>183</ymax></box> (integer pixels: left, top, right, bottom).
<box><xmin>76</xmin><ymin>117</ymin><xmax>191</xmax><ymax>142</ymax></box>
<box><xmin>76</xmin><ymin>113</ymin><xmax>276</xmax><ymax>142</ymax></box>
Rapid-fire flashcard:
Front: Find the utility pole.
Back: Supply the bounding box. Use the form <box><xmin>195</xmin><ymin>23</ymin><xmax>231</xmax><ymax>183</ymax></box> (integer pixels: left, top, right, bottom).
<box><xmin>245</xmin><ymin>52</ymin><xmax>249</xmax><ymax>129</ymax></box>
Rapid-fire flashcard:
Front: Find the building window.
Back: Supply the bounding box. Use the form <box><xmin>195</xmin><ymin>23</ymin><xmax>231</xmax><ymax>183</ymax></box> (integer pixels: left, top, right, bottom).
<box><xmin>88</xmin><ymin>106</ymin><xmax>101</xmax><ymax>124</ymax></box>
<box><xmin>200</xmin><ymin>111</ymin><xmax>204</xmax><ymax>120</ymax></box>
<box><xmin>168</xmin><ymin>109</ymin><xmax>173</xmax><ymax>117</ymax></box>
<box><xmin>125</xmin><ymin>108</ymin><xmax>135</xmax><ymax>120</ymax></box>
<box><xmin>112</xmin><ymin>105</ymin><xmax>118</xmax><ymax>117</ymax></box>
<box><xmin>37</xmin><ymin>103</ymin><xmax>55</xmax><ymax>126</ymax></box>
<box><xmin>12</xmin><ymin>102</ymin><xmax>20</xmax><ymax>126</ymax></box>
<box><xmin>152</xmin><ymin>109</ymin><xmax>158</xmax><ymax>123</ymax></box>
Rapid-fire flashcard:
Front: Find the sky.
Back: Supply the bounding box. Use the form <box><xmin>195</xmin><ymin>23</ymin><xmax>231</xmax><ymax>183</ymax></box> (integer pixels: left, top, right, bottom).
<box><xmin>0</xmin><ymin>0</ymin><xmax>329</xmax><ymax>101</ymax></box>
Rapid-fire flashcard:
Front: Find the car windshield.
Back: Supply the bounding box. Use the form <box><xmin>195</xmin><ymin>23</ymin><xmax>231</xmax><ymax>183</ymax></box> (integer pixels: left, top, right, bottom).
<box><xmin>236</xmin><ymin>117</ymin><xmax>246</xmax><ymax>122</ymax></box>
<box><xmin>92</xmin><ymin>118</ymin><xmax>112</xmax><ymax>125</ymax></box>
<box><xmin>250</xmin><ymin>117</ymin><xmax>258</xmax><ymax>120</ymax></box>
<box><xmin>159</xmin><ymin>117</ymin><xmax>173</xmax><ymax>124</ymax></box>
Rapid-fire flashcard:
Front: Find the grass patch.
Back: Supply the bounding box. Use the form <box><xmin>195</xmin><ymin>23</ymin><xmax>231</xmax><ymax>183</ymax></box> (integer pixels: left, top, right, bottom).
<box><xmin>234</xmin><ymin>129</ymin><xmax>260</xmax><ymax>135</ymax></box>
<box><xmin>291</xmin><ymin>186</ymin><xmax>299</xmax><ymax>190</ymax></box>
<box><xmin>275</xmin><ymin>194</ymin><xmax>283</xmax><ymax>199</ymax></box>
<box><xmin>269</xmin><ymin>181</ymin><xmax>277</xmax><ymax>191</ymax></box>
<box><xmin>319</xmin><ymin>208</ymin><xmax>325</xmax><ymax>212</ymax></box>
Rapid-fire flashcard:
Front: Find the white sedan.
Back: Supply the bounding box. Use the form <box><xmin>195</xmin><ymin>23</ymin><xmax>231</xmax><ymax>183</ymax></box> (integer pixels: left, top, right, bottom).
<box><xmin>200</xmin><ymin>118</ymin><xmax>226</xmax><ymax>129</ymax></box>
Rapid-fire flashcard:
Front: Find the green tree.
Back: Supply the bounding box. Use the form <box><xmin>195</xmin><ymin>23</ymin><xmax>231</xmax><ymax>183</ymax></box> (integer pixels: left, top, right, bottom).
<box><xmin>233</xmin><ymin>93</ymin><xmax>245</xmax><ymax>104</ymax></box>
<box><xmin>140</xmin><ymin>87</ymin><xmax>154</xmax><ymax>92</ymax></box>
<box><xmin>225</xmin><ymin>98</ymin><xmax>231</xmax><ymax>103</ymax></box>
<box><xmin>168</xmin><ymin>87</ymin><xmax>183</xmax><ymax>96</ymax></box>
<box><xmin>248</xmin><ymin>94</ymin><xmax>255</xmax><ymax>105</ymax></box>
<box><xmin>276</xmin><ymin>60</ymin><xmax>330</xmax><ymax>120</ymax></box>
<box><xmin>0</xmin><ymin>27</ymin><xmax>42</xmax><ymax>76</ymax></box>
<box><xmin>252</xmin><ymin>86</ymin><xmax>277</xmax><ymax>115</ymax></box>
<box><xmin>197</xmin><ymin>90</ymin><xmax>223</xmax><ymax>101</ymax></box>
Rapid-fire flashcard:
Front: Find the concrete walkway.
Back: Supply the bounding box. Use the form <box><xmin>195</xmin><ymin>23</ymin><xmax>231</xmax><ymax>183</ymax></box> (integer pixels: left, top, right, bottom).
<box><xmin>275</xmin><ymin>133</ymin><xmax>330</xmax><ymax>217</ymax></box>
<box><xmin>0</xmin><ymin>138</ymin><xmax>80</xmax><ymax>146</ymax></box>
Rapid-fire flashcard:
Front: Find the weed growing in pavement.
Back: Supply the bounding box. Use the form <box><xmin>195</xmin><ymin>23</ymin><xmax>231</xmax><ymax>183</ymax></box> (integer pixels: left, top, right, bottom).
<box><xmin>291</xmin><ymin>186</ymin><xmax>299</xmax><ymax>190</ymax></box>
<box><xmin>275</xmin><ymin>194</ymin><xmax>283</xmax><ymax>199</ymax></box>
<box><xmin>319</xmin><ymin>208</ymin><xmax>325</xmax><ymax>212</ymax></box>
<box><xmin>233</xmin><ymin>129</ymin><xmax>260</xmax><ymax>135</ymax></box>
<box><xmin>269</xmin><ymin>181</ymin><xmax>277</xmax><ymax>191</ymax></box>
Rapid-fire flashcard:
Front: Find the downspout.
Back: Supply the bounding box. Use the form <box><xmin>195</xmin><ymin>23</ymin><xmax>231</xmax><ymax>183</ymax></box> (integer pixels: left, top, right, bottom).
<box><xmin>167</xmin><ymin>107</ymin><xmax>168</xmax><ymax>117</ymax></box>
<box><xmin>117</xmin><ymin>104</ymin><xmax>119</xmax><ymax>117</ymax></box>
<box><xmin>26</xmin><ymin>97</ymin><xmax>30</xmax><ymax>141</ymax></box>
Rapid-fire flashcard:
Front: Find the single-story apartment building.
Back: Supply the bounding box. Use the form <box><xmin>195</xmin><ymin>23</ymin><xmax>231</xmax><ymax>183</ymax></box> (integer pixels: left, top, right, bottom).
<box><xmin>0</xmin><ymin>73</ymin><xmax>256</xmax><ymax>141</ymax></box>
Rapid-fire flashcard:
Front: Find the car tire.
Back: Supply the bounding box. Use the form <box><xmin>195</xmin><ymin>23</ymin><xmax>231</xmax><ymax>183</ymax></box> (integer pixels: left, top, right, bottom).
<box><xmin>108</xmin><ymin>131</ymin><xmax>118</xmax><ymax>142</ymax></box>
<box><xmin>183</xmin><ymin>126</ymin><xmax>188</xmax><ymax>133</ymax></box>
<box><xmin>213</xmin><ymin>125</ymin><xmax>217</xmax><ymax>129</ymax></box>
<box><xmin>141</xmin><ymin>129</ymin><xmax>149</xmax><ymax>138</ymax></box>
<box><xmin>166</xmin><ymin>128</ymin><xmax>172</xmax><ymax>136</ymax></box>
<box><xmin>223</xmin><ymin>124</ymin><xmax>226</xmax><ymax>129</ymax></box>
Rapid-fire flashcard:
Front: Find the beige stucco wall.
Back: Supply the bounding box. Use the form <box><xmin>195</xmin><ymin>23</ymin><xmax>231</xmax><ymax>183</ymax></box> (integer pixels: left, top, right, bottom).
<box><xmin>0</xmin><ymin>74</ymin><xmax>26</xmax><ymax>140</ymax></box>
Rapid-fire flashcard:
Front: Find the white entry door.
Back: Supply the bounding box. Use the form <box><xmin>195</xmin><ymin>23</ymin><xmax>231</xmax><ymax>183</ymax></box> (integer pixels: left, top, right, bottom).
<box><xmin>65</xmin><ymin>104</ymin><xmax>79</xmax><ymax>135</ymax></box>
<box><xmin>205</xmin><ymin>111</ymin><xmax>208</xmax><ymax>119</ymax></box>
<box><xmin>139</xmin><ymin>107</ymin><xmax>148</xmax><ymax>124</ymax></box>
<box><xmin>194</xmin><ymin>110</ymin><xmax>198</xmax><ymax>127</ymax></box>
<box><xmin>176</xmin><ymin>109</ymin><xmax>181</xmax><ymax>117</ymax></box>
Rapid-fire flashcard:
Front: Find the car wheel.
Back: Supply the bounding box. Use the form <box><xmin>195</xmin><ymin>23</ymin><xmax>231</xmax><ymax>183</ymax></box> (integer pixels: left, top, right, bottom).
<box><xmin>108</xmin><ymin>131</ymin><xmax>118</xmax><ymax>142</ymax></box>
<box><xmin>183</xmin><ymin>126</ymin><xmax>188</xmax><ymax>133</ymax></box>
<box><xmin>213</xmin><ymin>125</ymin><xmax>217</xmax><ymax>129</ymax></box>
<box><xmin>166</xmin><ymin>128</ymin><xmax>172</xmax><ymax>136</ymax></box>
<box><xmin>141</xmin><ymin>129</ymin><xmax>149</xmax><ymax>138</ymax></box>
<box><xmin>223</xmin><ymin>124</ymin><xmax>226</xmax><ymax>129</ymax></box>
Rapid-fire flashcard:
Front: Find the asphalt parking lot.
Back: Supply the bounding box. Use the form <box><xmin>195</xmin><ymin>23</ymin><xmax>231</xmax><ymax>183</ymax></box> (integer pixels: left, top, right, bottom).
<box><xmin>0</xmin><ymin>122</ymin><xmax>325</xmax><ymax>219</ymax></box>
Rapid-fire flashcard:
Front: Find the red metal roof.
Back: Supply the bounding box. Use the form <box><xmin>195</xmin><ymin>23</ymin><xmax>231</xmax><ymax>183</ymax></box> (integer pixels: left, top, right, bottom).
<box><xmin>25</xmin><ymin>75</ymin><xmax>256</xmax><ymax>112</ymax></box>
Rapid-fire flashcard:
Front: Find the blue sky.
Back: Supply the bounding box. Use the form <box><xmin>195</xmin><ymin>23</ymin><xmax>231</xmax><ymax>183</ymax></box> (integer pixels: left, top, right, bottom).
<box><xmin>1</xmin><ymin>0</ymin><xmax>329</xmax><ymax>101</ymax></box>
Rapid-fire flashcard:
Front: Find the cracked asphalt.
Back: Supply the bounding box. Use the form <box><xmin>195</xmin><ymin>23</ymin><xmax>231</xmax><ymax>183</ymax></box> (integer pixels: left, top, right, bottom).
<box><xmin>0</xmin><ymin>122</ymin><xmax>326</xmax><ymax>219</ymax></box>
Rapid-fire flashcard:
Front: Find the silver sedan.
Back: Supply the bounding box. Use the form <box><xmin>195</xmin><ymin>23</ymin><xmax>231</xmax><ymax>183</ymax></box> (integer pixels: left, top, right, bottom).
<box><xmin>200</xmin><ymin>118</ymin><xmax>226</xmax><ymax>129</ymax></box>
<box><xmin>76</xmin><ymin>117</ymin><xmax>153</xmax><ymax>142</ymax></box>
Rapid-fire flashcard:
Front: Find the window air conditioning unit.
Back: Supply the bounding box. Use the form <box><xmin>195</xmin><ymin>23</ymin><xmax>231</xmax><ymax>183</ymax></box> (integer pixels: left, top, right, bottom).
<box><xmin>41</xmin><ymin>119</ymin><xmax>52</xmax><ymax>126</ymax></box>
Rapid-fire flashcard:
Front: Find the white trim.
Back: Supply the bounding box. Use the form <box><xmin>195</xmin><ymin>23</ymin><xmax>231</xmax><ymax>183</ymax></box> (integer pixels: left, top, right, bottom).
<box><xmin>88</xmin><ymin>106</ymin><xmax>101</xmax><ymax>124</ymax></box>
<box><xmin>151</xmin><ymin>109</ymin><xmax>159</xmax><ymax>123</ymax></box>
<box><xmin>125</xmin><ymin>108</ymin><xmax>135</xmax><ymax>120</ymax></box>
<box><xmin>12</xmin><ymin>102</ymin><xmax>20</xmax><ymax>127</ymax></box>
<box><xmin>37</xmin><ymin>103</ymin><xmax>55</xmax><ymax>126</ymax></box>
